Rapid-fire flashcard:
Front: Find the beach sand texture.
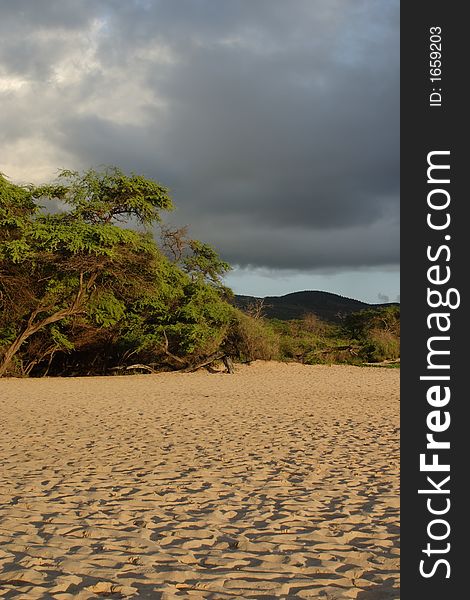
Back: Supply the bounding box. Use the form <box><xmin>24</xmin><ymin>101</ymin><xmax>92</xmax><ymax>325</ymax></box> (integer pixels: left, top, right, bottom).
<box><xmin>0</xmin><ymin>362</ymin><xmax>399</xmax><ymax>599</ymax></box>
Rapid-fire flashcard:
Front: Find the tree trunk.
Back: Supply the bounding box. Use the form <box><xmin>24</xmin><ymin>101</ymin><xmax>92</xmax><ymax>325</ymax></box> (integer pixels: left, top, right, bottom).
<box><xmin>0</xmin><ymin>309</ymin><xmax>74</xmax><ymax>377</ymax></box>
<box><xmin>223</xmin><ymin>355</ymin><xmax>235</xmax><ymax>374</ymax></box>
<box><xmin>0</xmin><ymin>271</ymin><xmax>96</xmax><ymax>377</ymax></box>
<box><xmin>0</xmin><ymin>331</ymin><xmax>31</xmax><ymax>377</ymax></box>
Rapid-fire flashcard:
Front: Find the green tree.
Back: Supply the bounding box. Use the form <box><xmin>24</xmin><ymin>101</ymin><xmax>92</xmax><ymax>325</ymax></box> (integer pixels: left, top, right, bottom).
<box><xmin>1</xmin><ymin>167</ymin><xmax>277</xmax><ymax>377</ymax></box>
<box><xmin>0</xmin><ymin>168</ymin><xmax>173</xmax><ymax>376</ymax></box>
<box><xmin>342</xmin><ymin>305</ymin><xmax>400</xmax><ymax>362</ymax></box>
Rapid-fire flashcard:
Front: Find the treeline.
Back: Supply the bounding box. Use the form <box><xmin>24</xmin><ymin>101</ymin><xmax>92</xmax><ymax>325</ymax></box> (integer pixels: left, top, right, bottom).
<box><xmin>0</xmin><ymin>168</ymin><xmax>399</xmax><ymax>377</ymax></box>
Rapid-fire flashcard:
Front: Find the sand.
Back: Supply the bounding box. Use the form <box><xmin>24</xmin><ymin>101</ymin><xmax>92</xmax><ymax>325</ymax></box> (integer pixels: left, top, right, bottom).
<box><xmin>0</xmin><ymin>362</ymin><xmax>399</xmax><ymax>599</ymax></box>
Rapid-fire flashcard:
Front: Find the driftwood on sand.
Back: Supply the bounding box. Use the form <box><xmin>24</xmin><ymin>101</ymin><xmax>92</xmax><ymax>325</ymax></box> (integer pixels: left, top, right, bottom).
<box><xmin>110</xmin><ymin>354</ymin><xmax>236</xmax><ymax>375</ymax></box>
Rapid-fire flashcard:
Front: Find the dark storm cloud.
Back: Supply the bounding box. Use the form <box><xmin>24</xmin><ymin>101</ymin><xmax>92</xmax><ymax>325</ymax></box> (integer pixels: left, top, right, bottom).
<box><xmin>0</xmin><ymin>0</ymin><xmax>399</xmax><ymax>272</ymax></box>
<box><xmin>0</xmin><ymin>0</ymin><xmax>98</xmax><ymax>31</ymax></box>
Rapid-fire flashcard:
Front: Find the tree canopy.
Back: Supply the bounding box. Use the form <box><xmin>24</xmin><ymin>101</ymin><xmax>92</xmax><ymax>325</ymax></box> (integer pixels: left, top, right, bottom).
<box><xmin>0</xmin><ymin>168</ymin><xmax>254</xmax><ymax>377</ymax></box>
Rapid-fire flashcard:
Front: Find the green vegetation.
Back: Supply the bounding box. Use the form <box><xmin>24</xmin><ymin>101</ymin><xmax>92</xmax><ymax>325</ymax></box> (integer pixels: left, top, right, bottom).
<box><xmin>0</xmin><ymin>168</ymin><xmax>399</xmax><ymax>377</ymax></box>
<box><xmin>342</xmin><ymin>305</ymin><xmax>400</xmax><ymax>362</ymax></box>
<box><xmin>265</xmin><ymin>305</ymin><xmax>400</xmax><ymax>366</ymax></box>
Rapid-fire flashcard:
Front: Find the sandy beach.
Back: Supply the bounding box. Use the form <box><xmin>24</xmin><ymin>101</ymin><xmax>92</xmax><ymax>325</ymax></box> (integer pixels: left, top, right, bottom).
<box><xmin>0</xmin><ymin>362</ymin><xmax>399</xmax><ymax>599</ymax></box>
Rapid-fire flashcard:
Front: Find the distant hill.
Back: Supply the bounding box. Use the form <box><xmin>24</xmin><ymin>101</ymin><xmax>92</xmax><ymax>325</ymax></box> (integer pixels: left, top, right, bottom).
<box><xmin>234</xmin><ymin>290</ymin><xmax>398</xmax><ymax>322</ymax></box>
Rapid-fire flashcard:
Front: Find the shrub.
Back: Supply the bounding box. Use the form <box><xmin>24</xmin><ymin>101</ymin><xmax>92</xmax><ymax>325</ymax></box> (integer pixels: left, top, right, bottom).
<box><xmin>224</xmin><ymin>311</ymin><xmax>280</xmax><ymax>362</ymax></box>
<box><xmin>360</xmin><ymin>328</ymin><xmax>400</xmax><ymax>362</ymax></box>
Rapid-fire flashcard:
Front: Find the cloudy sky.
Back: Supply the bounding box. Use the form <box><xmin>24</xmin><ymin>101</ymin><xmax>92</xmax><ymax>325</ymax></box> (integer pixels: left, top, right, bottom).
<box><xmin>0</xmin><ymin>0</ymin><xmax>399</xmax><ymax>303</ymax></box>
